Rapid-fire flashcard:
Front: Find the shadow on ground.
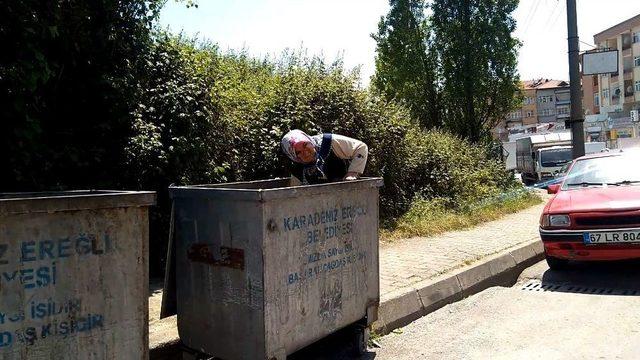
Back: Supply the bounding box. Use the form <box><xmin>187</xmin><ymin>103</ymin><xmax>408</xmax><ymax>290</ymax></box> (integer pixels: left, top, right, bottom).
<box><xmin>288</xmin><ymin>324</ymin><xmax>377</xmax><ymax>360</ymax></box>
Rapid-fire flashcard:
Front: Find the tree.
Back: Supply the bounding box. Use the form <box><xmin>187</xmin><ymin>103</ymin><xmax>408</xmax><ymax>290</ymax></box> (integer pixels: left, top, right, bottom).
<box><xmin>0</xmin><ymin>0</ymin><xmax>162</xmax><ymax>191</ymax></box>
<box><xmin>372</xmin><ymin>0</ymin><xmax>441</xmax><ymax>129</ymax></box>
<box><xmin>431</xmin><ymin>0</ymin><xmax>521</xmax><ymax>142</ymax></box>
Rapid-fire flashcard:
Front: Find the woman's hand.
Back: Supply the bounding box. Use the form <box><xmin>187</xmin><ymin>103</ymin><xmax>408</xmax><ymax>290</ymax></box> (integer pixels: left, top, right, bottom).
<box><xmin>344</xmin><ymin>172</ymin><xmax>360</xmax><ymax>181</ymax></box>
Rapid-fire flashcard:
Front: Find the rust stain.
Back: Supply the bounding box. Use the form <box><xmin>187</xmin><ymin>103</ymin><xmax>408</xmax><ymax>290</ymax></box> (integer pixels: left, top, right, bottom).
<box><xmin>187</xmin><ymin>244</ymin><xmax>245</xmax><ymax>270</ymax></box>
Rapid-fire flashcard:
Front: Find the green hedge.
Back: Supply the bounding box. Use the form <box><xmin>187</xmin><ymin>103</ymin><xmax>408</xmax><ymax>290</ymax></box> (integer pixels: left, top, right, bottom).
<box><xmin>3</xmin><ymin>27</ymin><xmax>515</xmax><ymax>275</ymax></box>
<box><xmin>125</xmin><ymin>34</ymin><xmax>516</xmax><ymax>275</ymax></box>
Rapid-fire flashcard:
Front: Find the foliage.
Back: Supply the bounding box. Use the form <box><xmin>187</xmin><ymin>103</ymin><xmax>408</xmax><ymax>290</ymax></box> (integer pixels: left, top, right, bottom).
<box><xmin>2</xmin><ymin>5</ymin><xmax>520</xmax><ymax>274</ymax></box>
<box><xmin>432</xmin><ymin>0</ymin><xmax>521</xmax><ymax>142</ymax></box>
<box><xmin>400</xmin><ymin>128</ymin><xmax>516</xmax><ymax>210</ymax></box>
<box><xmin>0</xmin><ymin>0</ymin><xmax>162</xmax><ymax>191</ymax></box>
<box><xmin>373</xmin><ymin>0</ymin><xmax>521</xmax><ymax>143</ymax></box>
<box><xmin>382</xmin><ymin>187</ymin><xmax>541</xmax><ymax>241</ymax></box>
<box><xmin>125</xmin><ymin>34</ymin><xmax>233</xmax><ymax>272</ymax></box>
<box><xmin>128</xmin><ymin>34</ymin><xmax>518</xmax><ymax>274</ymax></box>
<box><xmin>372</xmin><ymin>0</ymin><xmax>441</xmax><ymax>129</ymax></box>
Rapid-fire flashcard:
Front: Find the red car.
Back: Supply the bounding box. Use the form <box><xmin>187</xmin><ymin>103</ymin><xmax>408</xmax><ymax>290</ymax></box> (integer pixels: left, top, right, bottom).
<box><xmin>539</xmin><ymin>150</ymin><xmax>640</xmax><ymax>270</ymax></box>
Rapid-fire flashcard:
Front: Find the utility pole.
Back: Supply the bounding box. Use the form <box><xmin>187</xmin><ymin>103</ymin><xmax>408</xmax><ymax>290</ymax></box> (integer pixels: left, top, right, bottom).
<box><xmin>566</xmin><ymin>0</ymin><xmax>585</xmax><ymax>158</ymax></box>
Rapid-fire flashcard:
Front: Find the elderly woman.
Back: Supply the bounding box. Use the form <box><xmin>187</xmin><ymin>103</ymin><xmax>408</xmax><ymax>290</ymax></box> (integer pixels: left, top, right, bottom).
<box><xmin>281</xmin><ymin>129</ymin><xmax>368</xmax><ymax>184</ymax></box>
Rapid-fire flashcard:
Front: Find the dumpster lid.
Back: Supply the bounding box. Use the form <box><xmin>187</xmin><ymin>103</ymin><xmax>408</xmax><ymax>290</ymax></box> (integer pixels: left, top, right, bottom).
<box><xmin>168</xmin><ymin>177</ymin><xmax>384</xmax><ymax>201</ymax></box>
<box><xmin>0</xmin><ymin>190</ymin><xmax>156</xmax><ymax>215</ymax></box>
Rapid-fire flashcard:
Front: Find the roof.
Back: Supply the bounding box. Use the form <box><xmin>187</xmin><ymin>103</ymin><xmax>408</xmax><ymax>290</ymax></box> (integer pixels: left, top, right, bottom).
<box><xmin>594</xmin><ymin>14</ymin><xmax>640</xmax><ymax>44</ymax></box>
<box><xmin>528</xmin><ymin>132</ymin><xmax>572</xmax><ymax>144</ymax></box>
<box><xmin>522</xmin><ymin>78</ymin><xmax>570</xmax><ymax>90</ymax></box>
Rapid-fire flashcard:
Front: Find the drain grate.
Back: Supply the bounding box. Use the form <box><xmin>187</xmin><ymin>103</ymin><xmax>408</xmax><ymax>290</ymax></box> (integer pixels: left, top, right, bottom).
<box><xmin>521</xmin><ymin>279</ymin><xmax>640</xmax><ymax>296</ymax></box>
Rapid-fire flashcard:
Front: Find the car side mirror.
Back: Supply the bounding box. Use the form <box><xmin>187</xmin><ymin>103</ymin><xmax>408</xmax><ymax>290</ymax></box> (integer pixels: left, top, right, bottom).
<box><xmin>547</xmin><ymin>184</ymin><xmax>560</xmax><ymax>194</ymax></box>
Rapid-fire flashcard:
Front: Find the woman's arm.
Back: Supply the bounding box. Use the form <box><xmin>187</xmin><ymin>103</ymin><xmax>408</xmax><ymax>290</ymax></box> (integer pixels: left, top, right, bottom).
<box><xmin>330</xmin><ymin>134</ymin><xmax>368</xmax><ymax>176</ymax></box>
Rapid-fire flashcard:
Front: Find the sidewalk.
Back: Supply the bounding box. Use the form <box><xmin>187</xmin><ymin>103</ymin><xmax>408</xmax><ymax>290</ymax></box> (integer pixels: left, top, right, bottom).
<box><xmin>149</xmin><ymin>195</ymin><xmax>548</xmax><ymax>356</ymax></box>
<box><xmin>380</xmin><ymin>199</ymin><xmax>546</xmax><ymax>299</ymax></box>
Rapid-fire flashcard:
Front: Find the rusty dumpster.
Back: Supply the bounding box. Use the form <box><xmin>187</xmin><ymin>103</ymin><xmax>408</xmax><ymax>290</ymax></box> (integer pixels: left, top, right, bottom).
<box><xmin>0</xmin><ymin>190</ymin><xmax>155</xmax><ymax>359</ymax></box>
<box><xmin>166</xmin><ymin>178</ymin><xmax>382</xmax><ymax>359</ymax></box>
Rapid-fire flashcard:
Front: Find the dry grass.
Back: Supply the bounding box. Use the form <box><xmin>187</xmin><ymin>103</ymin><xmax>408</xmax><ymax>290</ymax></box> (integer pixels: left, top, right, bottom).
<box><xmin>381</xmin><ymin>188</ymin><xmax>543</xmax><ymax>242</ymax></box>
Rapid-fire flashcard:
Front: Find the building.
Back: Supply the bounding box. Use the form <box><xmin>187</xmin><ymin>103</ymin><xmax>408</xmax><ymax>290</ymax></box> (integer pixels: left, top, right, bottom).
<box><xmin>582</xmin><ymin>14</ymin><xmax>640</xmax><ymax>144</ymax></box>
<box><xmin>495</xmin><ymin>79</ymin><xmax>571</xmax><ymax>141</ymax></box>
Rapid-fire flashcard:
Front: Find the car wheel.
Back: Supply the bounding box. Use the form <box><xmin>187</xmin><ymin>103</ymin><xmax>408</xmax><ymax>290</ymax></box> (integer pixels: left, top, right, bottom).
<box><xmin>546</xmin><ymin>255</ymin><xmax>569</xmax><ymax>270</ymax></box>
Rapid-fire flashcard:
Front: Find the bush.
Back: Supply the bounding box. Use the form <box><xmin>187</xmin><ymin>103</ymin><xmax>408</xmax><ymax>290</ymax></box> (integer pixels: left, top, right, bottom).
<box><xmin>401</xmin><ymin>128</ymin><xmax>516</xmax><ymax>210</ymax></box>
<box><xmin>126</xmin><ymin>34</ymin><xmax>519</xmax><ymax>275</ymax></box>
<box><xmin>0</xmin><ymin>0</ymin><xmax>161</xmax><ymax>191</ymax></box>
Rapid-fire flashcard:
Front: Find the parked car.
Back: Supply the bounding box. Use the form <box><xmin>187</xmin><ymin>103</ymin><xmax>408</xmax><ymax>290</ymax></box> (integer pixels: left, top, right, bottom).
<box><xmin>539</xmin><ymin>151</ymin><xmax>640</xmax><ymax>270</ymax></box>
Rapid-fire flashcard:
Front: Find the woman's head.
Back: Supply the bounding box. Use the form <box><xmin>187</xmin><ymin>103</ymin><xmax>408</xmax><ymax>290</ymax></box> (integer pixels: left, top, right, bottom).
<box><xmin>281</xmin><ymin>130</ymin><xmax>317</xmax><ymax>164</ymax></box>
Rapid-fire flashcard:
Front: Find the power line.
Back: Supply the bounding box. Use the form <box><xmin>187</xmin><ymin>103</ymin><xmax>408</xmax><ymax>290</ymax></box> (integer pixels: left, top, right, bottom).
<box><xmin>548</xmin><ymin>0</ymin><xmax>565</xmax><ymax>29</ymax></box>
<box><xmin>579</xmin><ymin>40</ymin><xmax>596</xmax><ymax>49</ymax></box>
<box><xmin>520</xmin><ymin>0</ymin><xmax>538</xmax><ymax>33</ymax></box>
<box><xmin>523</xmin><ymin>0</ymin><xmax>542</xmax><ymax>34</ymax></box>
<box><xmin>544</xmin><ymin>0</ymin><xmax>560</xmax><ymax>28</ymax></box>
<box><xmin>545</xmin><ymin>0</ymin><xmax>561</xmax><ymax>28</ymax></box>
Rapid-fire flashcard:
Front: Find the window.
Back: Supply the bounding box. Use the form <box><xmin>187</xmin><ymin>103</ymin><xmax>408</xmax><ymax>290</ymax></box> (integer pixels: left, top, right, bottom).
<box><xmin>526</xmin><ymin>110</ymin><xmax>534</xmax><ymax>118</ymax></box>
<box><xmin>634</xmin><ymin>32</ymin><xmax>640</xmax><ymax>43</ymax></box>
<box><xmin>603</xmin><ymin>88</ymin><xmax>610</xmax><ymax>99</ymax></box>
<box><xmin>635</xmin><ymin>56</ymin><xmax>640</xmax><ymax>67</ymax></box>
<box><xmin>537</xmin><ymin>95</ymin><xmax>553</xmax><ymax>103</ymax></box>
<box><xmin>636</xmin><ymin>81</ymin><xmax>640</xmax><ymax>93</ymax></box>
<box><xmin>508</xmin><ymin>110</ymin><xmax>522</xmax><ymax>120</ymax></box>
<box><xmin>557</xmin><ymin>106</ymin><xmax>569</xmax><ymax>115</ymax></box>
<box><xmin>594</xmin><ymin>93</ymin><xmax>600</xmax><ymax>107</ymax></box>
<box><xmin>540</xmin><ymin>109</ymin><xmax>555</xmax><ymax>116</ymax></box>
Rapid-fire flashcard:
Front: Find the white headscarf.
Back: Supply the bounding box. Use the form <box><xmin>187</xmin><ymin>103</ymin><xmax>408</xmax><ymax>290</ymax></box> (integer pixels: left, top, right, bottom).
<box><xmin>281</xmin><ymin>129</ymin><xmax>314</xmax><ymax>163</ymax></box>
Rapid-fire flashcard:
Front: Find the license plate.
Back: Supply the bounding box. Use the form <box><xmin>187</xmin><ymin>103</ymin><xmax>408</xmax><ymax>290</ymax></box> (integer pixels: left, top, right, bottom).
<box><xmin>584</xmin><ymin>230</ymin><xmax>640</xmax><ymax>244</ymax></box>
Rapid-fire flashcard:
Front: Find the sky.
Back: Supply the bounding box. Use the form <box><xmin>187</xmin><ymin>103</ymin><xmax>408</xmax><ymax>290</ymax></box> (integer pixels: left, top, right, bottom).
<box><xmin>160</xmin><ymin>0</ymin><xmax>640</xmax><ymax>84</ymax></box>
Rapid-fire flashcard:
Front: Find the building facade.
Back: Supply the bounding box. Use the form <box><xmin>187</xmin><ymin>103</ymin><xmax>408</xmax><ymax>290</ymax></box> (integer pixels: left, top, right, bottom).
<box><xmin>495</xmin><ymin>79</ymin><xmax>571</xmax><ymax>141</ymax></box>
<box><xmin>582</xmin><ymin>14</ymin><xmax>640</xmax><ymax>144</ymax></box>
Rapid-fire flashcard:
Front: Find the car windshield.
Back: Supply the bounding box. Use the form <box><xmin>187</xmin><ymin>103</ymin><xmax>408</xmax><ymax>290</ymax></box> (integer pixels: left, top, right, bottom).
<box><xmin>540</xmin><ymin>148</ymin><xmax>572</xmax><ymax>167</ymax></box>
<box><xmin>562</xmin><ymin>154</ymin><xmax>640</xmax><ymax>189</ymax></box>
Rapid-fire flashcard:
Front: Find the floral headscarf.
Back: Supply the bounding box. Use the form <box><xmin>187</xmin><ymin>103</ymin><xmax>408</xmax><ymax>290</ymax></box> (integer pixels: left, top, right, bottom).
<box><xmin>281</xmin><ymin>129</ymin><xmax>314</xmax><ymax>163</ymax></box>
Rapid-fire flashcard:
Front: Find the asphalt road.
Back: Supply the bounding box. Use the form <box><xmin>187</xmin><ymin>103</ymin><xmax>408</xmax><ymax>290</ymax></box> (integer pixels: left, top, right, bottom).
<box><xmin>292</xmin><ymin>259</ymin><xmax>640</xmax><ymax>360</ymax></box>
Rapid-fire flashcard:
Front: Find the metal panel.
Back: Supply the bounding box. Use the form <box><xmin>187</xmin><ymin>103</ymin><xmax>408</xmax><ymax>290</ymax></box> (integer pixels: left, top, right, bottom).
<box><xmin>0</xmin><ymin>191</ymin><xmax>154</xmax><ymax>359</ymax></box>
<box><xmin>172</xmin><ymin>195</ymin><xmax>266</xmax><ymax>360</ymax></box>
<box><xmin>262</xmin><ymin>184</ymin><xmax>379</xmax><ymax>356</ymax></box>
<box><xmin>170</xmin><ymin>178</ymin><xmax>381</xmax><ymax>359</ymax></box>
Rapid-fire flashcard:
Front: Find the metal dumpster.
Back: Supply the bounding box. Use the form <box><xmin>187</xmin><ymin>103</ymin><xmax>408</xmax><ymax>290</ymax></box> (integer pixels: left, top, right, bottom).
<box><xmin>0</xmin><ymin>190</ymin><xmax>155</xmax><ymax>359</ymax></box>
<box><xmin>168</xmin><ymin>178</ymin><xmax>382</xmax><ymax>359</ymax></box>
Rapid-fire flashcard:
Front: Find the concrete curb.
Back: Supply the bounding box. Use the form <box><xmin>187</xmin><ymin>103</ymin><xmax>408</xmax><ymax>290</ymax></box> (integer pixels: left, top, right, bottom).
<box><xmin>372</xmin><ymin>239</ymin><xmax>544</xmax><ymax>335</ymax></box>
